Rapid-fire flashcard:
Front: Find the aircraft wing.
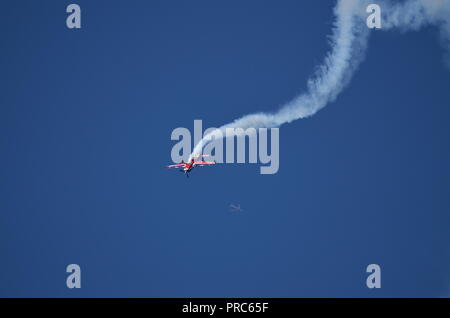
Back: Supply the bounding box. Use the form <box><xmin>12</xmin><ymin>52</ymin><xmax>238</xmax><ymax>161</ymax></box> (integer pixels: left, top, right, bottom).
<box><xmin>166</xmin><ymin>163</ymin><xmax>185</xmax><ymax>169</ymax></box>
<box><xmin>193</xmin><ymin>161</ymin><xmax>216</xmax><ymax>167</ymax></box>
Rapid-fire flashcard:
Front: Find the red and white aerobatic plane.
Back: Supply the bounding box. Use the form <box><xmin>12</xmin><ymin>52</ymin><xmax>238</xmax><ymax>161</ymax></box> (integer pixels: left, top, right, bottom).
<box><xmin>166</xmin><ymin>154</ymin><xmax>216</xmax><ymax>177</ymax></box>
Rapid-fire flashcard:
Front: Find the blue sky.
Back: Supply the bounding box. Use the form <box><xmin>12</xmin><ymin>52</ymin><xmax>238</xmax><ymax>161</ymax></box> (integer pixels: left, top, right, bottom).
<box><xmin>1</xmin><ymin>1</ymin><xmax>450</xmax><ymax>297</ymax></box>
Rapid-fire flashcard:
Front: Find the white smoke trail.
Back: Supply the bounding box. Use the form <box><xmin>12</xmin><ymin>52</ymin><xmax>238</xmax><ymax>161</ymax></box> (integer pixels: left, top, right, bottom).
<box><xmin>381</xmin><ymin>0</ymin><xmax>450</xmax><ymax>67</ymax></box>
<box><xmin>189</xmin><ymin>0</ymin><xmax>450</xmax><ymax>161</ymax></box>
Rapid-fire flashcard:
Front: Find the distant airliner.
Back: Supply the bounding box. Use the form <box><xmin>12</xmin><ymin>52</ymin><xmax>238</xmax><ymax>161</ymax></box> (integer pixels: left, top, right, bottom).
<box><xmin>229</xmin><ymin>204</ymin><xmax>243</xmax><ymax>212</ymax></box>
